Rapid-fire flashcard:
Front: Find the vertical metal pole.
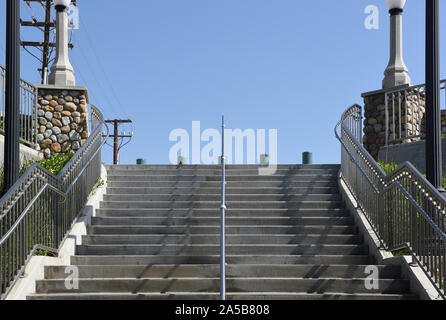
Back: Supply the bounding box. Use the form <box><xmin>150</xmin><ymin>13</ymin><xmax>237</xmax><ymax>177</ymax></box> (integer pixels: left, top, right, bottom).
<box><xmin>426</xmin><ymin>0</ymin><xmax>443</xmax><ymax>190</ymax></box>
<box><xmin>220</xmin><ymin>116</ymin><xmax>226</xmax><ymax>301</ymax></box>
<box><xmin>113</xmin><ymin>120</ymin><xmax>119</xmax><ymax>165</ymax></box>
<box><xmin>4</xmin><ymin>0</ymin><xmax>21</xmax><ymax>192</ymax></box>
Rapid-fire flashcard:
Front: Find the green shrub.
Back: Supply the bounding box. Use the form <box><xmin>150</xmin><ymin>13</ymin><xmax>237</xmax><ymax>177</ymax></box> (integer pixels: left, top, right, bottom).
<box><xmin>0</xmin><ymin>152</ymin><xmax>75</xmax><ymax>194</ymax></box>
<box><xmin>379</xmin><ymin>162</ymin><xmax>399</xmax><ymax>175</ymax></box>
<box><xmin>37</xmin><ymin>152</ymin><xmax>75</xmax><ymax>175</ymax></box>
<box><xmin>379</xmin><ymin>161</ymin><xmax>446</xmax><ymax>189</ymax></box>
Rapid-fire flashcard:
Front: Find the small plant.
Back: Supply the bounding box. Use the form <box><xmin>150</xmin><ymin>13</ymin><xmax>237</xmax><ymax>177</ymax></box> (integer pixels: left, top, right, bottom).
<box><xmin>90</xmin><ymin>177</ymin><xmax>105</xmax><ymax>196</ymax></box>
<box><xmin>379</xmin><ymin>162</ymin><xmax>399</xmax><ymax>175</ymax></box>
<box><xmin>38</xmin><ymin>152</ymin><xmax>75</xmax><ymax>175</ymax></box>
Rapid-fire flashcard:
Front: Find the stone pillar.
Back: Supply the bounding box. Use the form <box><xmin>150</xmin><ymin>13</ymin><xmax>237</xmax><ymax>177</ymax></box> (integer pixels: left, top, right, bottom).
<box><xmin>36</xmin><ymin>85</ymin><xmax>89</xmax><ymax>158</ymax></box>
<box><xmin>48</xmin><ymin>5</ymin><xmax>76</xmax><ymax>86</ymax></box>
<box><xmin>382</xmin><ymin>7</ymin><xmax>411</xmax><ymax>89</ymax></box>
<box><xmin>362</xmin><ymin>89</ymin><xmax>426</xmax><ymax>160</ymax></box>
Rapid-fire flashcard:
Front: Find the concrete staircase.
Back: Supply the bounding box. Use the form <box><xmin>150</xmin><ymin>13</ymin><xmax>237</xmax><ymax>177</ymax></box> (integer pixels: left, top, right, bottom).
<box><xmin>28</xmin><ymin>165</ymin><xmax>417</xmax><ymax>300</ymax></box>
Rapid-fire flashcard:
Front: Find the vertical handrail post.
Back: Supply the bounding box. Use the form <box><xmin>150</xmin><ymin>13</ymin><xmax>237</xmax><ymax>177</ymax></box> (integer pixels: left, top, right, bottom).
<box><xmin>220</xmin><ymin>115</ymin><xmax>226</xmax><ymax>301</ymax></box>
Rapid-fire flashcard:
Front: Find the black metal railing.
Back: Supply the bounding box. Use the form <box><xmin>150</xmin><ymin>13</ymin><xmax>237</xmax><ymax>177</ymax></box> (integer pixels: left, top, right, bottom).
<box><xmin>0</xmin><ymin>105</ymin><xmax>109</xmax><ymax>299</ymax></box>
<box><xmin>335</xmin><ymin>104</ymin><xmax>446</xmax><ymax>299</ymax></box>
<box><xmin>0</xmin><ymin>65</ymin><xmax>38</xmax><ymax>148</ymax></box>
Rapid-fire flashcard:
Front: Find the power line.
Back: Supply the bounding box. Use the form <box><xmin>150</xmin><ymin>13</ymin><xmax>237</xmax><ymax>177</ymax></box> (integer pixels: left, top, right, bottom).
<box><xmin>78</xmin><ymin>15</ymin><xmax>134</xmax><ymax>131</ymax></box>
<box><xmin>71</xmin><ymin>33</ymin><xmax>126</xmax><ymax>123</ymax></box>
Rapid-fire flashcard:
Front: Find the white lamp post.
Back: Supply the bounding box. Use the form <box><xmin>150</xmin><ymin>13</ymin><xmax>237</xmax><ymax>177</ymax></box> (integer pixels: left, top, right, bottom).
<box><xmin>48</xmin><ymin>0</ymin><xmax>76</xmax><ymax>86</ymax></box>
<box><xmin>382</xmin><ymin>0</ymin><xmax>411</xmax><ymax>89</ymax></box>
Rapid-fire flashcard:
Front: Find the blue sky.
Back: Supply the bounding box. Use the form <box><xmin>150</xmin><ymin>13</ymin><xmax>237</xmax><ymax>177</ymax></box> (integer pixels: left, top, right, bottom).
<box><xmin>1</xmin><ymin>0</ymin><xmax>445</xmax><ymax>165</ymax></box>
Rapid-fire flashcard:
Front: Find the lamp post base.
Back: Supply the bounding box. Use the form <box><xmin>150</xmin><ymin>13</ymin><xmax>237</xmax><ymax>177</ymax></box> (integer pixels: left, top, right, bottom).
<box><xmin>383</xmin><ymin>69</ymin><xmax>411</xmax><ymax>89</ymax></box>
<box><xmin>48</xmin><ymin>66</ymin><xmax>76</xmax><ymax>87</ymax></box>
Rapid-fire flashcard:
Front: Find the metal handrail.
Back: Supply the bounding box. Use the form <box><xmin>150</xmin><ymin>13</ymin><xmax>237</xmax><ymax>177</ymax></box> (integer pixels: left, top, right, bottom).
<box><xmin>0</xmin><ymin>65</ymin><xmax>38</xmax><ymax>148</ymax></box>
<box><xmin>335</xmin><ymin>104</ymin><xmax>446</xmax><ymax>299</ymax></box>
<box><xmin>384</xmin><ymin>79</ymin><xmax>446</xmax><ymax>145</ymax></box>
<box><xmin>0</xmin><ymin>105</ymin><xmax>109</xmax><ymax>299</ymax></box>
<box><xmin>220</xmin><ymin>116</ymin><xmax>226</xmax><ymax>301</ymax></box>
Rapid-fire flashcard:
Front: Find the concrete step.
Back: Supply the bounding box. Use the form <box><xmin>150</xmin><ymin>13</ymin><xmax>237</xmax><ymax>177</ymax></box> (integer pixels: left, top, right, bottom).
<box><xmin>106</xmin><ymin>181</ymin><xmax>339</xmax><ymax>188</ymax></box>
<box><xmin>102</xmin><ymin>194</ymin><xmax>342</xmax><ymax>202</ymax></box>
<box><xmin>87</xmin><ymin>225</ymin><xmax>357</xmax><ymax>235</ymax></box>
<box><xmin>81</xmin><ymin>234</ymin><xmax>361</xmax><ymax>245</ymax></box>
<box><xmin>95</xmin><ymin>208</ymin><xmax>348</xmax><ymax>218</ymax></box>
<box><xmin>90</xmin><ymin>217</ymin><xmax>354</xmax><ymax>227</ymax></box>
<box><xmin>43</xmin><ymin>264</ymin><xmax>401</xmax><ymax>280</ymax></box>
<box><xmin>106</xmin><ymin>169</ymin><xmax>340</xmax><ymax>176</ymax></box>
<box><xmin>105</xmin><ymin>164</ymin><xmax>341</xmax><ymax>171</ymax></box>
<box><xmin>70</xmin><ymin>254</ymin><xmax>373</xmax><ymax>266</ymax></box>
<box><xmin>107</xmin><ymin>175</ymin><xmax>338</xmax><ymax>182</ymax></box>
<box><xmin>75</xmin><ymin>244</ymin><xmax>367</xmax><ymax>256</ymax></box>
<box><xmin>105</xmin><ymin>187</ymin><xmax>340</xmax><ymax>195</ymax></box>
<box><xmin>27</xmin><ymin>292</ymin><xmax>417</xmax><ymax>300</ymax></box>
<box><xmin>99</xmin><ymin>201</ymin><xmax>345</xmax><ymax>210</ymax></box>
<box><xmin>34</xmin><ymin>278</ymin><xmax>410</xmax><ymax>295</ymax></box>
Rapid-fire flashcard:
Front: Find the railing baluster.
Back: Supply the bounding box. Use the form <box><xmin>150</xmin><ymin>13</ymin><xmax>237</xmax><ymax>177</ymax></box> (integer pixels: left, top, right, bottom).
<box><xmin>335</xmin><ymin>104</ymin><xmax>446</xmax><ymax>299</ymax></box>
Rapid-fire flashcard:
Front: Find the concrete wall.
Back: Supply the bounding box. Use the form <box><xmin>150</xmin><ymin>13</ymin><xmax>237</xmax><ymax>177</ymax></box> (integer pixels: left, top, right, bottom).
<box><xmin>377</xmin><ymin>138</ymin><xmax>446</xmax><ymax>173</ymax></box>
<box><xmin>0</xmin><ymin>135</ymin><xmax>42</xmax><ymax>168</ymax></box>
<box><xmin>338</xmin><ymin>172</ymin><xmax>441</xmax><ymax>300</ymax></box>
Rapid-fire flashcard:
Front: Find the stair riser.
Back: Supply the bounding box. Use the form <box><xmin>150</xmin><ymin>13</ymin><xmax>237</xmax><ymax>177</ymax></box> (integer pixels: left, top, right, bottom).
<box><xmin>107</xmin><ymin>181</ymin><xmax>339</xmax><ymax>188</ymax></box>
<box><xmin>35</xmin><ymin>279</ymin><xmax>410</xmax><ymax>295</ymax></box>
<box><xmin>44</xmin><ymin>265</ymin><xmax>401</xmax><ymax>280</ymax></box>
<box><xmin>102</xmin><ymin>195</ymin><xmax>342</xmax><ymax>202</ymax></box>
<box><xmin>82</xmin><ymin>235</ymin><xmax>361</xmax><ymax>245</ymax></box>
<box><xmin>87</xmin><ymin>226</ymin><xmax>357</xmax><ymax>235</ymax></box>
<box><xmin>108</xmin><ymin>175</ymin><xmax>338</xmax><ymax>182</ymax></box>
<box><xmin>91</xmin><ymin>217</ymin><xmax>353</xmax><ymax>226</ymax></box>
<box><xmin>75</xmin><ymin>245</ymin><xmax>367</xmax><ymax>256</ymax></box>
<box><xmin>27</xmin><ymin>293</ymin><xmax>416</xmax><ymax>301</ymax></box>
<box><xmin>70</xmin><ymin>255</ymin><xmax>372</xmax><ymax>266</ymax></box>
<box><xmin>99</xmin><ymin>201</ymin><xmax>345</xmax><ymax>209</ymax></box>
<box><xmin>105</xmin><ymin>165</ymin><xmax>341</xmax><ymax>170</ymax></box>
<box><xmin>105</xmin><ymin>187</ymin><xmax>340</xmax><ymax>195</ymax></box>
<box><xmin>106</xmin><ymin>169</ymin><xmax>340</xmax><ymax>176</ymax></box>
<box><xmin>95</xmin><ymin>209</ymin><xmax>348</xmax><ymax>218</ymax></box>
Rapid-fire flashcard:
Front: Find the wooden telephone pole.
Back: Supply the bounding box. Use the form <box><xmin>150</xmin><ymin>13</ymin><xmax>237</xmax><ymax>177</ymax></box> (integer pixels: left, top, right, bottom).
<box><xmin>21</xmin><ymin>0</ymin><xmax>76</xmax><ymax>84</ymax></box>
<box><xmin>105</xmin><ymin>120</ymin><xmax>133</xmax><ymax>165</ymax></box>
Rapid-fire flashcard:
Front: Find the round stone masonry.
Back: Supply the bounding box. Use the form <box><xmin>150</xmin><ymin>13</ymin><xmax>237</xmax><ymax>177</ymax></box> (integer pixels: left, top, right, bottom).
<box><xmin>36</xmin><ymin>86</ymin><xmax>90</xmax><ymax>159</ymax></box>
<box><xmin>362</xmin><ymin>89</ymin><xmax>426</xmax><ymax>160</ymax></box>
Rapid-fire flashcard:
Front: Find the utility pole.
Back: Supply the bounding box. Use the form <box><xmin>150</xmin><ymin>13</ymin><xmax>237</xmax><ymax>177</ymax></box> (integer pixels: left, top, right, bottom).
<box><xmin>21</xmin><ymin>0</ymin><xmax>75</xmax><ymax>84</ymax></box>
<box><xmin>4</xmin><ymin>0</ymin><xmax>21</xmax><ymax>192</ymax></box>
<box><xmin>104</xmin><ymin>120</ymin><xmax>133</xmax><ymax>165</ymax></box>
<box><xmin>425</xmin><ymin>0</ymin><xmax>443</xmax><ymax>190</ymax></box>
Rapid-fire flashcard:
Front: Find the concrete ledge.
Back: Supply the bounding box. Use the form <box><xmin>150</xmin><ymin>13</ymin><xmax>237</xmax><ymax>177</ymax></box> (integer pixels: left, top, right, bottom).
<box><xmin>338</xmin><ymin>173</ymin><xmax>442</xmax><ymax>300</ymax></box>
<box><xmin>5</xmin><ymin>164</ymin><xmax>108</xmax><ymax>300</ymax></box>
<box><xmin>0</xmin><ymin>135</ymin><xmax>42</xmax><ymax>168</ymax></box>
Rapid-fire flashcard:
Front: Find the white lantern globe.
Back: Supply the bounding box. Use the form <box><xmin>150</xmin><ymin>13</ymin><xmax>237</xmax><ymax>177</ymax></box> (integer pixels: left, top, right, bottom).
<box><xmin>54</xmin><ymin>0</ymin><xmax>71</xmax><ymax>8</ymax></box>
<box><xmin>386</xmin><ymin>0</ymin><xmax>406</xmax><ymax>10</ymax></box>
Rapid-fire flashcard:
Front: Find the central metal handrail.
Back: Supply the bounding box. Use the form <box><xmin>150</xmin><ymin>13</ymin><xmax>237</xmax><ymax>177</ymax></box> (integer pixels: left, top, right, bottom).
<box><xmin>220</xmin><ymin>115</ymin><xmax>226</xmax><ymax>301</ymax></box>
<box><xmin>0</xmin><ymin>105</ymin><xmax>109</xmax><ymax>299</ymax></box>
<box><xmin>335</xmin><ymin>104</ymin><xmax>446</xmax><ymax>299</ymax></box>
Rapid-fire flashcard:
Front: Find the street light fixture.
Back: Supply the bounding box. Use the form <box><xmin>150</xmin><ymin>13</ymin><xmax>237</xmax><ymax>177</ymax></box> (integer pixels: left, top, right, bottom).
<box><xmin>425</xmin><ymin>0</ymin><xmax>443</xmax><ymax>190</ymax></box>
<box><xmin>48</xmin><ymin>0</ymin><xmax>76</xmax><ymax>86</ymax></box>
<box><xmin>383</xmin><ymin>0</ymin><xmax>411</xmax><ymax>89</ymax></box>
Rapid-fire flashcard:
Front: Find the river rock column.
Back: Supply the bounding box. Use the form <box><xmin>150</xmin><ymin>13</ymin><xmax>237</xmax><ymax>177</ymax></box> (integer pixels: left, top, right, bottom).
<box><xmin>35</xmin><ymin>86</ymin><xmax>90</xmax><ymax>159</ymax></box>
<box><xmin>362</xmin><ymin>89</ymin><xmax>426</xmax><ymax>160</ymax></box>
